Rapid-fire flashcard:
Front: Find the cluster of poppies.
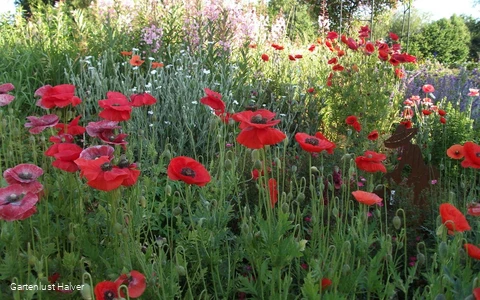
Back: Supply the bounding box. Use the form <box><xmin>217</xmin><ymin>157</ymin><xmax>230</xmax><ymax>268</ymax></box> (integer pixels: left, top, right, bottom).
<box><xmin>400</xmin><ymin>84</ymin><xmax>448</xmax><ymax>128</ymax></box>
<box><xmin>94</xmin><ymin>270</ymin><xmax>146</xmax><ymax>299</ymax></box>
<box><xmin>446</xmin><ymin>141</ymin><xmax>480</xmax><ymax>169</ymax></box>
<box><xmin>0</xmin><ymin>164</ymin><xmax>44</xmax><ymax>221</ymax></box>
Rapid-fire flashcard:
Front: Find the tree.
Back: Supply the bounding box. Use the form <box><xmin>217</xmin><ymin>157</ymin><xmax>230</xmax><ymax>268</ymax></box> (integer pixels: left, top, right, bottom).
<box><xmin>15</xmin><ymin>0</ymin><xmax>90</xmax><ymax>17</ymax></box>
<box><xmin>462</xmin><ymin>15</ymin><xmax>480</xmax><ymax>61</ymax></box>
<box><xmin>409</xmin><ymin>15</ymin><xmax>471</xmax><ymax>64</ymax></box>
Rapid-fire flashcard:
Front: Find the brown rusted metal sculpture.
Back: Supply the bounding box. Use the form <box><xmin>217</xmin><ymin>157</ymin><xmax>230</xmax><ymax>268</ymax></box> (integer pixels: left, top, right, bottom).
<box><xmin>384</xmin><ymin>124</ymin><xmax>439</xmax><ymax>206</ymax></box>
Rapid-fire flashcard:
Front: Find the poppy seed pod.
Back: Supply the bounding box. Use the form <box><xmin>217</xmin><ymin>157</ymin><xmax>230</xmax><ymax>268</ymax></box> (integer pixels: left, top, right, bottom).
<box><xmin>393</xmin><ymin>216</ymin><xmax>402</xmax><ymax>230</ymax></box>
<box><xmin>80</xmin><ymin>283</ymin><xmax>93</xmax><ymax>300</ymax></box>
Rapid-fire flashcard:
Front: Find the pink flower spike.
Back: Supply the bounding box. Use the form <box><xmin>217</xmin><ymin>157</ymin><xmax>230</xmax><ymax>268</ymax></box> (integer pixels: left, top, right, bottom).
<box><xmin>24</xmin><ymin>114</ymin><xmax>60</xmax><ymax>134</ymax></box>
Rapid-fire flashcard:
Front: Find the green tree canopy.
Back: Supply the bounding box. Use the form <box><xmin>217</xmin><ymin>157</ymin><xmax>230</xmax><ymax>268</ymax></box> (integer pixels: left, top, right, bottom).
<box><xmin>409</xmin><ymin>15</ymin><xmax>471</xmax><ymax>64</ymax></box>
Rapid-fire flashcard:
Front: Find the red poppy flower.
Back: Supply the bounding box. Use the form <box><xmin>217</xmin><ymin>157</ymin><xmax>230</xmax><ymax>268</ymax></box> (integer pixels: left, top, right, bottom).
<box><xmin>346</xmin><ymin>38</ymin><xmax>359</xmax><ymax>50</ymax></box>
<box><xmin>352</xmin><ymin>190</ymin><xmax>382</xmax><ymax>206</ymax></box>
<box><xmin>94</xmin><ymin>281</ymin><xmax>118</xmax><ymax>300</ymax></box>
<box><xmin>0</xmin><ymin>82</ymin><xmax>15</xmax><ymax>106</ymax></box>
<box><xmin>115</xmin><ymin>270</ymin><xmax>146</xmax><ymax>298</ymax></box>
<box><xmin>294</xmin><ymin>54</ymin><xmax>303</xmax><ymax>59</ymax></box>
<box><xmin>261</xmin><ymin>54</ymin><xmax>269</xmax><ymax>62</ymax></box>
<box><xmin>332</xmin><ymin>64</ymin><xmax>344</xmax><ymax>71</ymax></box>
<box><xmin>308</xmin><ymin>44</ymin><xmax>315</xmax><ymax>52</ymax></box>
<box><xmin>307</xmin><ymin>87</ymin><xmax>315</xmax><ymax>94</ymax></box>
<box><xmin>446</xmin><ymin>144</ymin><xmax>464</xmax><ymax>160</ymax></box>
<box><xmin>252</xmin><ymin>169</ymin><xmax>263</xmax><ymax>180</ymax></box>
<box><xmin>367</xmin><ymin>130</ymin><xmax>379</xmax><ymax>141</ymax></box>
<box><xmin>51</xmin><ymin>143</ymin><xmax>83</xmax><ymax>173</ymax></box>
<box><xmin>0</xmin><ymin>184</ymin><xmax>39</xmax><ymax>221</ymax></box>
<box><xmin>232</xmin><ymin>109</ymin><xmax>286</xmax><ymax>149</ymax></box>
<box><xmin>54</xmin><ymin>115</ymin><xmax>86</xmax><ymax>135</ymax></box>
<box><xmin>25</xmin><ymin>114</ymin><xmax>60</xmax><ymax>134</ymax></box>
<box><xmin>467</xmin><ymin>203</ymin><xmax>480</xmax><ymax>216</ymax></box>
<box><xmin>130</xmin><ymin>93</ymin><xmax>157</xmax><ymax>107</ymax></box>
<box><xmin>86</xmin><ymin>120</ymin><xmax>128</xmax><ymax>148</ymax></box>
<box><xmin>35</xmin><ymin>84</ymin><xmax>82</xmax><ymax>109</ymax></box>
<box><xmin>337</xmin><ymin>49</ymin><xmax>345</xmax><ymax>57</ymax></box>
<box><xmin>439</xmin><ymin>203</ymin><xmax>471</xmax><ymax>233</ymax></box>
<box><xmin>422</xmin><ymin>84</ymin><xmax>435</xmax><ymax>93</ymax></box>
<box><xmin>327</xmin><ymin>73</ymin><xmax>333</xmax><ymax>86</ymax></box>
<box><xmin>295</xmin><ymin>132</ymin><xmax>336</xmax><ymax>154</ymax></box>
<box><xmin>45</xmin><ymin>134</ymin><xmax>75</xmax><ymax>157</ymax></box>
<box><xmin>465</xmin><ymin>244</ymin><xmax>480</xmax><ymax>260</ymax></box>
<box><xmin>268</xmin><ymin>178</ymin><xmax>278</xmax><ymax>208</ymax></box>
<box><xmin>400</xmin><ymin>120</ymin><xmax>412</xmax><ymax>129</ymax></box>
<box><xmin>389</xmin><ymin>32</ymin><xmax>399</xmax><ymax>41</ymax></box>
<box><xmin>79</xmin><ymin>145</ymin><xmax>115</xmax><ymax>160</ymax></box>
<box><xmin>321</xmin><ymin>278</ymin><xmax>332</xmax><ymax>290</ymax></box>
<box><xmin>129</xmin><ymin>55</ymin><xmax>144</xmax><ymax>66</ymax></box>
<box><xmin>74</xmin><ymin>156</ymin><xmax>129</xmax><ymax>191</ymax></box>
<box><xmin>395</xmin><ymin>68</ymin><xmax>404</xmax><ymax>79</ymax></box>
<box><xmin>355</xmin><ymin>151</ymin><xmax>387</xmax><ymax>173</ymax></box>
<box><xmin>151</xmin><ymin>62</ymin><xmax>164</xmax><ymax>68</ymax></box>
<box><xmin>438</xmin><ymin>109</ymin><xmax>446</xmax><ymax>116</ymax></box>
<box><xmin>358</xmin><ymin>25</ymin><xmax>371</xmax><ymax>38</ymax></box>
<box><xmin>327</xmin><ymin>57</ymin><xmax>338</xmax><ymax>65</ymax></box>
<box><xmin>364</xmin><ymin>42</ymin><xmax>375</xmax><ymax>55</ymax></box>
<box><xmin>117</xmin><ymin>157</ymin><xmax>141</xmax><ymax>187</ymax></box>
<box><xmin>439</xmin><ymin>117</ymin><xmax>446</xmax><ymax>124</ymax></box>
<box><xmin>327</xmin><ymin>31</ymin><xmax>338</xmax><ymax>40</ymax></box>
<box><xmin>167</xmin><ymin>156</ymin><xmax>211</xmax><ymax>186</ymax></box>
<box><xmin>121</xmin><ymin>51</ymin><xmax>132</xmax><ymax>56</ymax></box>
<box><xmin>3</xmin><ymin>164</ymin><xmax>44</xmax><ymax>193</ymax></box>
<box><xmin>474</xmin><ymin>288</ymin><xmax>480</xmax><ymax>300</ymax></box>
<box><xmin>422</xmin><ymin>109</ymin><xmax>432</xmax><ymax>116</ymax></box>
<box><xmin>389</xmin><ymin>57</ymin><xmax>400</xmax><ymax>66</ymax></box>
<box><xmin>378</xmin><ymin>50</ymin><xmax>389</xmax><ymax>61</ymax></box>
<box><xmin>462</xmin><ymin>141</ymin><xmax>480</xmax><ymax>169</ymax></box>
<box><xmin>271</xmin><ymin>43</ymin><xmax>284</xmax><ymax>50</ymax></box>
<box><xmin>288</xmin><ymin>54</ymin><xmax>296</xmax><ymax>61</ymax></box>
<box><xmin>391</xmin><ymin>53</ymin><xmax>416</xmax><ymax>63</ymax></box>
<box><xmin>200</xmin><ymin>88</ymin><xmax>225</xmax><ymax>112</ymax></box>
<box><xmin>99</xmin><ymin>91</ymin><xmax>132</xmax><ymax>121</ymax></box>
<box><xmin>352</xmin><ymin>121</ymin><xmax>362</xmax><ymax>132</ymax></box>
<box><xmin>345</xmin><ymin>115</ymin><xmax>358</xmax><ymax>125</ymax></box>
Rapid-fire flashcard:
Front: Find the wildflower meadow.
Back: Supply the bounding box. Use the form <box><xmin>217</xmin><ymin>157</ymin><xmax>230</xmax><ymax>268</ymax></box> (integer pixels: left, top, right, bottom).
<box><xmin>0</xmin><ymin>0</ymin><xmax>480</xmax><ymax>299</ymax></box>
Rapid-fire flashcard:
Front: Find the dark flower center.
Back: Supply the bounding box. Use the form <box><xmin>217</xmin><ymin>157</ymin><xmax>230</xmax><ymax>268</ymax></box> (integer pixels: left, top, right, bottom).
<box><xmin>118</xmin><ymin>158</ymin><xmax>129</xmax><ymax>168</ymax></box>
<box><xmin>250</xmin><ymin>114</ymin><xmax>267</xmax><ymax>124</ymax></box>
<box><xmin>6</xmin><ymin>193</ymin><xmax>19</xmax><ymax>203</ymax></box>
<box><xmin>455</xmin><ymin>151</ymin><xmax>460</xmax><ymax>155</ymax></box>
<box><xmin>305</xmin><ymin>138</ymin><xmax>319</xmax><ymax>146</ymax></box>
<box><xmin>18</xmin><ymin>172</ymin><xmax>33</xmax><ymax>180</ymax></box>
<box><xmin>109</xmin><ymin>135</ymin><xmax>116</xmax><ymax>142</ymax></box>
<box><xmin>104</xmin><ymin>290</ymin><xmax>115</xmax><ymax>300</ymax></box>
<box><xmin>367</xmin><ymin>154</ymin><xmax>373</xmax><ymax>159</ymax></box>
<box><xmin>101</xmin><ymin>162</ymin><xmax>113</xmax><ymax>171</ymax></box>
<box><xmin>181</xmin><ymin>167</ymin><xmax>196</xmax><ymax>177</ymax></box>
<box><xmin>477</xmin><ymin>152</ymin><xmax>480</xmax><ymax>157</ymax></box>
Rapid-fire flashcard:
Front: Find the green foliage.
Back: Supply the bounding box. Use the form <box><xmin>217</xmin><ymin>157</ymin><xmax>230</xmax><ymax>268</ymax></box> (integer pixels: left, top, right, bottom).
<box><xmin>409</xmin><ymin>15</ymin><xmax>471</xmax><ymax>64</ymax></box>
<box><xmin>462</xmin><ymin>15</ymin><xmax>480</xmax><ymax>61</ymax></box>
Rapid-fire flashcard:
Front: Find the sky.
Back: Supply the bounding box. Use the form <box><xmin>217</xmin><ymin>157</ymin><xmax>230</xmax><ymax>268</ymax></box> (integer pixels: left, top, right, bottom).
<box><xmin>0</xmin><ymin>0</ymin><xmax>478</xmax><ymax>20</ymax></box>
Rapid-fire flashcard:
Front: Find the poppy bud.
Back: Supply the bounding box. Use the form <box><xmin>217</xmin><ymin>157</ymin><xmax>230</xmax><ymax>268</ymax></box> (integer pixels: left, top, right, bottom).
<box><xmin>140</xmin><ymin>196</ymin><xmax>147</xmax><ymax>208</ymax></box>
<box><xmin>392</xmin><ymin>216</ymin><xmax>401</xmax><ymax>230</ymax></box>
<box><xmin>438</xmin><ymin>241</ymin><xmax>448</xmax><ymax>259</ymax></box>
<box><xmin>434</xmin><ymin>294</ymin><xmax>446</xmax><ymax>300</ymax></box>
<box><xmin>328</xmin><ymin>182</ymin><xmax>334</xmax><ymax>191</ymax></box>
<box><xmin>225</xmin><ymin>159</ymin><xmax>232</xmax><ymax>171</ymax></box>
<box><xmin>68</xmin><ymin>232</ymin><xmax>75</xmax><ymax>242</ymax></box>
<box><xmin>173</xmin><ymin>206</ymin><xmax>182</xmax><ymax>216</ymax></box>
<box><xmin>310</xmin><ymin>166</ymin><xmax>319</xmax><ymax>173</ymax></box>
<box><xmin>296</xmin><ymin>192</ymin><xmax>305</xmax><ymax>202</ymax></box>
<box><xmin>121</xmin><ymin>228</ymin><xmax>128</xmax><ymax>237</ymax></box>
<box><xmin>436</xmin><ymin>224</ymin><xmax>445</xmax><ymax>236</ymax></box>
<box><xmin>416</xmin><ymin>253</ymin><xmax>425</xmax><ymax>265</ymax></box>
<box><xmin>113</xmin><ymin>223</ymin><xmax>123</xmax><ymax>234</ymax></box>
<box><xmin>274</xmin><ymin>158</ymin><xmax>282</xmax><ymax>169</ymax></box>
<box><xmin>458</xmin><ymin>247</ymin><xmax>466</xmax><ymax>259</ymax></box>
<box><xmin>253</xmin><ymin>160</ymin><xmax>262</xmax><ymax>170</ymax></box>
<box><xmin>291</xmin><ymin>165</ymin><xmax>297</xmax><ymax>173</ymax></box>
<box><xmin>342</xmin><ymin>263</ymin><xmax>351</xmax><ymax>275</ymax></box>
<box><xmin>80</xmin><ymin>283</ymin><xmax>93</xmax><ymax>300</ymax></box>
<box><xmin>241</xmin><ymin>223</ymin><xmax>249</xmax><ymax>233</ymax></box>
<box><xmin>176</xmin><ymin>265</ymin><xmax>186</xmax><ymax>276</ymax></box>
<box><xmin>332</xmin><ymin>207</ymin><xmax>339</xmax><ymax>218</ymax></box>
<box><xmin>347</xmin><ymin>129</ymin><xmax>352</xmax><ymax>136</ymax></box>
<box><xmin>163</xmin><ymin>149</ymin><xmax>172</xmax><ymax>160</ymax></box>
<box><xmin>281</xmin><ymin>203</ymin><xmax>289</xmax><ymax>214</ymax></box>
<box><xmin>28</xmin><ymin>255</ymin><xmax>37</xmax><ymax>266</ymax></box>
<box><xmin>40</xmin><ymin>136</ymin><xmax>46</xmax><ymax>142</ymax></box>
<box><xmin>298</xmin><ymin>240</ymin><xmax>308</xmax><ymax>251</ymax></box>
<box><xmin>166</xmin><ymin>185</ymin><xmax>172</xmax><ymax>196</ymax></box>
